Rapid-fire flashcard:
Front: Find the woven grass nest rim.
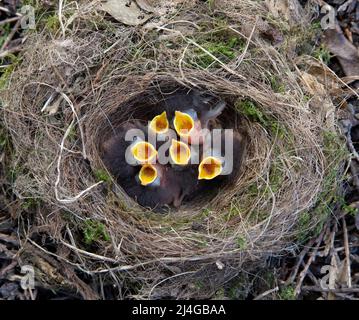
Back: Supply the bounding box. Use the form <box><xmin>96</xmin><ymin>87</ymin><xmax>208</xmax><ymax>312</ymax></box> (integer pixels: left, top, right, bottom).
<box><xmin>1</xmin><ymin>0</ymin><xmax>348</xmax><ymax>298</ymax></box>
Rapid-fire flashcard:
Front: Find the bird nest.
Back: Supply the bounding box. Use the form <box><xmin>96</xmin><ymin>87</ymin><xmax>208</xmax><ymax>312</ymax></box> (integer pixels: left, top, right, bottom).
<box><xmin>1</xmin><ymin>0</ymin><xmax>347</xmax><ymax>298</ymax></box>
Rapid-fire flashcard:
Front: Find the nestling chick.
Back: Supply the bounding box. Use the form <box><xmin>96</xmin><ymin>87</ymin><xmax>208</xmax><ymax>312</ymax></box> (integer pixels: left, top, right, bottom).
<box><xmin>198</xmin><ymin>129</ymin><xmax>247</xmax><ymax>183</ymax></box>
<box><xmin>101</xmin><ymin>120</ymin><xmax>198</xmax><ymax>209</ymax></box>
<box><xmin>155</xmin><ymin>90</ymin><xmax>226</xmax><ymax>145</ymax></box>
<box><xmin>123</xmin><ymin>163</ymin><xmax>187</xmax><ymax>209</ymax></box>
<box><xmin>173</xmin><ymin>101</ymin><xmax>225</xmax><ymax>145</ymax></box>
<box><xmin>100</xmin><ymin>121</ymin><xmax>154</xmax><ymax>180</ymax></box>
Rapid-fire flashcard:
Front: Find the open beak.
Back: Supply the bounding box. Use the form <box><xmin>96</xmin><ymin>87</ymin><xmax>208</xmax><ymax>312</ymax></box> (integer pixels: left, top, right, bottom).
<box><xmin>169</xmin><ymin>139</ymin><xmax>191</xmax><ymax>166</ymax></box>
<box><xmin>138</xmin><ymin>164</ymin><xmax>158</xmax><ymax>186</ymax></box>
<box><xmin>198</xmin><ymin>156</ymin><xmax>222</xmax><ymax>180</ymax></box>
<box><xmin>149</xmin><ymin>111</ymin><xmax>169</xmax><ymax>134</ymax></box>
<box><xmin>131</xmin><ymin>141</ymin><xmax>157</xmax><ymax>163</ymax></box>
<box><xmin>173</xmin><ymin>111</ymin><xmax>195</xmax><ymax>138</ymax></box>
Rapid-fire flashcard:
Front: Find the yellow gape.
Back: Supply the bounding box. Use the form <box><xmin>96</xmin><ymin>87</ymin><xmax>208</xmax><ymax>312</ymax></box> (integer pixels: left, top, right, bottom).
<box><xmin>139</xmin><ymin>164</ymin><xmax>158</xmax><ymax>186</ymax></box>
<box><xmin>169</xmin><ymin>139</ymin><xmax>191</xmax><ymax>166</ymax></box>
<box><xmin>173</xmin><ymin>111</ymin><xmax>194</xmax><ymax>137</ymax></box>
<box><xmin>131</xmin><ymin>141</ymin><xmax>157</xmax><ymax>163</ymax></box>
<box><xmin>198</xmin><ymin>156</ymin><xmax>222</xmax><ymax>180</ymax></box>
<box><xmin>149</xmin><ymin>111</ymin><xmax>169</xmax><ymax>134</ymax></box>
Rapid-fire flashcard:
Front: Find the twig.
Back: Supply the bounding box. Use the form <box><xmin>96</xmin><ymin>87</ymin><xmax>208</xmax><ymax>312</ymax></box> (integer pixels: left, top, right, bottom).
<box><xmin>1</xmin><ymin>19</ymin><xmax>21</xmax><ymax>51</ymax></box>
<box><xmin>294</xmin><ymin>223</ymin><xmax>328</xmax><ymax>296</ymax></box>
<box><xmin>285</xmin><ymin>236</ymin><xmax>317</xmax><ymax>284</ymax></box>
<box><xmin>0</xmin><ymin>260</ymin><xmax>17</xmax><ymax>277</ymax></box>
<box><xmin>347</xmin><ymin>131</ymin><xmax>359</xmax><ymax>162</ymax></box>
<box><xmin>0</xmin><ymin>16</ymin><xmax>21</xmax><ymax>26</ymax></box>
<box><xmin>60</xmin><ymin>240</ymin><xmax>117</xmax><ymax>263</ymax></box>
<box><xmin>0</xmin><ymin>6</ymin><xmax>22</xmax><ymax>16</ymax></box>
<box><xmin>334</xmin><ymin>293</ymin><xmax>359</xmax><ymax>300</ymax></box>
<box><xmin>148</xmin><ymin>271</ymin><xmax>196</xmax><ymax>299</ymax></box>
<box><xmin>233</xmin><ymin>17</ymin><xmax>258</xmax><ymax>68</ymax></box>
<box><xmin>338</xmin><ymin>0</ymin><xmax>356</xmax><ymax>13</ymax></box>
<box><xmin>65</xmin><ymin>225</ymin><xmax>86</xmax><ymax>265</ymax></box>
<box><xmin>253</xmin><ymin>286</ymin><xmax>279</xmax><ymax>300</ymax></box>
<box><xmin>0</xmin><ymin>46</ymin><xmax>23</xmax><ymax>58</ymax></box>
<box><xmin>59</xmin><ymin>0</ymin><xmax>66</xmax><ymax>38</ymax></box>
<box><xmin>342</xmin><ymin>217</ymin><xmax>352</xmax><ymax>288</ymax></box>
<box><xmin>301</xmin><ymin>286</ymin><xmax>359</xmax><ymax>293</ymax></box>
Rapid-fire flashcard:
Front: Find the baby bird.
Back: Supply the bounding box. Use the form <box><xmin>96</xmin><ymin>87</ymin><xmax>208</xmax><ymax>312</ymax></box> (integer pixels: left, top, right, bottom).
<box><xmin>155</xmin><ymin>90</ymin><xmax>225</xmax><ymax>145</ymax></box>
<box><xmin>101</xmin><ymin>121</ymin><xmax>197</xmax><ymax>210</ymax></box>
<box><xmin>173</xmin><ymin>101</ymin><xmax>225</xmax><ymax>145</ymax></box>
<box><xmin>198</xmin><ymin>129</ymin><xmax>247</xmax><ymax>183</ymax></box>
<box><xmin>123</xmin><ymin>163</ymin><xmax>190</xmax><ymax>209</ymax></box>
<box><xmin>100</xmin><ymin>121</ymin><xmax>149</xmax><ymax>181</ymax></box>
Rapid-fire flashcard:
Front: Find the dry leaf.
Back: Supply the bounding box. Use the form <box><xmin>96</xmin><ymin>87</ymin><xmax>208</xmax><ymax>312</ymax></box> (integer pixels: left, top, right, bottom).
<box><xmin>323</xmin><ymin>23</ymin><xmax>359</xmax><ymax>77</ymax></box>
<box><xmin>102</xmin><ymin>0</ymin><xmax>152</xmax><ymax>26</ymax></box>
<box><xmin>301</xmin><ymin>72</ymin><xmax>326</xmax><ymax>96</ymax></box>
<box><xmin>299</xmin><ymin>58</ymin><xmax>344</xmax><ymax>97</ymax></box>
<box><xmin>301</xmin><ymin>71</ymin><xmax>335</xmax><ymax>126</ymax></box>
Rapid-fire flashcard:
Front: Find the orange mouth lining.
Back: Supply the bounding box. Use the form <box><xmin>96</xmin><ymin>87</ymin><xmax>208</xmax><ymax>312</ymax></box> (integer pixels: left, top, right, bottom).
<box><xmin>198</xmin><ymin>157</ymin><xmax>222</xmax><ymax>180</ymax></box>
<box><xmin>170</xmin><ymin>140</ymin><xmax>191</xmax><ymax>165</ymax></box>
<box><xmin>131</xmin><ymin>141</ymin><xmax>157</xmax><ymax>162</ymax></box>
<box><xmin>174</xmin><ymin>111</ymin><xmax>194</xmax><ymax>136</ymax></box>
<box><xmin>149</xmin><ymin>111</ymin><xmax>169</xmax><ymax>134</ymax></box>
<box><xmin>139</xmin><ymin>164</ymin><xmax>157</xmax><ymax>186</ymax></box>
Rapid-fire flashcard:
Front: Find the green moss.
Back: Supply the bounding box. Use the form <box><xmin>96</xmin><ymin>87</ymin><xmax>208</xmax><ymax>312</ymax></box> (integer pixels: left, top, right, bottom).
<box><xmin>213</xmin><ymin>288</ymin><xmax>225</xmax><ymax>299</ymax></box>
<box><xmin>0</xmin><ymin>54</ymin><xmax>20</xmax><ymax>90</ymax></box>
<box><xmin>93</xmin><ymin>169</ymin><xmax>111</xmax><ymax>183</ymax></box>
<box><xmin>235</xmin><ymin>100</ymin><xmax>288</xmax><ymax>139</ymax></box>
<box><xmin>236</xmin><ymin>236</ymin><xmax>247</xmax><ymax>250</ymax></box>
<box><xmin>0</xmin><ymin>23</ymin><xmax>11</xmax><ymax>48</ymax></box>
<box><xmin>342</xmin><ymin>203</ymin><xmax>358</xmax><ymax>216</ymax></box>
<box><xmin>247</xmin><ymin>183</ymin><xmax>259</xmax><ymax>195</ymax></box>
<box><xmin>266</xmin><ymin>161</ymin><xmax>285</xmax><ymax>194</ymax></box>
<box><xmin>188</xmin><ymin>16</ymin><xmax>246</xmax><ymax>69</ymax></box>
<box><xmin>194</xmin><ymin>280</ymin><xmax>205</xmax><ymax>290</ymax></box>
<box><xmin>82</xmin><ymin>220</ymin><xmax>110</xmax><ymax>245</ymax></box>
<box><xmin>270</xmin><ymin>121</ymin><xmax>287</xmax><ymax>139</ymax></box>
<box><xmin>6</xmin><ymin>163</ymin><xmax>23</xmax><ymax>184</ymax></box>
<box><xmin>278</xmin><ymin>286</ymin><xmax>296</xmax><ymax>300</ymax></box>
<box><xmin>66</xmin><ymin>126</ymin><xmax>77</xmax><ymax>142</ymax></box>
<box><xmin>206</xmin><ymin>0</ymin><xmax>216</xmax><ymax>11</ymax></box>
<box><xmin>297</xmin><ymin>211</ymin><xmax>311</xmax><ymax>242</ymax></box>
<box><xmin>0</xmin><ymin>126</ymin><xmax>9</xmax><ymax>149</ymax></box>
<box><xmin>226</xmin><ymin>274</ymin><xmax>249</xmax><ymax>300</ymax></box>
<box><xmin>313</xmin><ymin>44</ymin><xmax>332</xmax><ymax>65</ymax></box>
<box><xmin>45</xmin><ymin>15</ymin><xmax>60</xmax><ymax>32</ymax></box>
<box><xmin>311</xmin><ymin>21</ymin><xmax>322</xmax><ymax>32</ymax></box>
<box><xmin>193</xmin><ymin>36</ymin><xmax>243</xmax><ymax>68</ymax></box>
<box><xmin>269</xmin><ymin>75</ymin><xmax>286</xmax><ymax>94</ymax></box>
<box><xmin>235</xmin><ymin>100</ymin><xmax>268</xmax><ymax>126</ymax></box>
<box><xmin>21</xmin><ymin>198</ymin><xmax>42</xmax><ymax>210</ymax></box>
